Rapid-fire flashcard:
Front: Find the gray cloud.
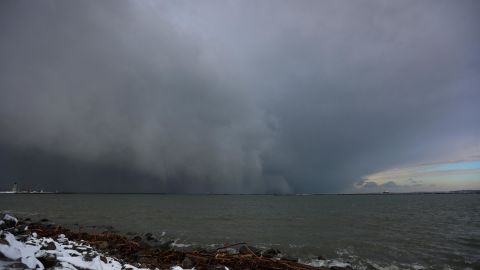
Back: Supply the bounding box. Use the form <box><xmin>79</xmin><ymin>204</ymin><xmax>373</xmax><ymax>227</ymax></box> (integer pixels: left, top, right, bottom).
<box><xmin>355</xmin><ymin>179</ymin><xmax>432</xmax><ymax>193</ymax></box>
<box><xmin>0</xmin><ymin>1</ymin><xmax>289</xmax><ymax>193</ymax></box>
<box><xmin>0</xmin><ymin>0</ymin><xmax>479</xmax><ymax>193</ymax></box>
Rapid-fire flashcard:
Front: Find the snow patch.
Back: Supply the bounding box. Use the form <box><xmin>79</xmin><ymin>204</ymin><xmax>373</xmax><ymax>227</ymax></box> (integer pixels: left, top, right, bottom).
<box><xmin>304</xmin><ymin>258</ymin><xmax>351</xmax><ymax>268</ymax></box>
<box><xmin>0</xmin><ymin>232</ymin><xmax>43</xmax><ymax>269</ymax></box>
<box><xmin>2</xmin><ymin>214</ymin><xmax>18</xmax><ymax>224</ymax></box>
<box><xmin>0</xmin><ymin>229</ymin><xmax>173</xmax><ymax>270</ymax></box>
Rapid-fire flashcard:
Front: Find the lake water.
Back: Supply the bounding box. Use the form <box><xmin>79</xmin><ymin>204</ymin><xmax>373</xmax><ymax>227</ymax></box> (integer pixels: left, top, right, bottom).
<box><xmin>1</xmin><ymin>194</ymin><xmax>479</xmax><ymax>269</ymax></box>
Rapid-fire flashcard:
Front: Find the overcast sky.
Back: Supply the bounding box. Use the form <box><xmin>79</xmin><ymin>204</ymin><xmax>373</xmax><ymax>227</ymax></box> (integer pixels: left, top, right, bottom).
<box><xmin>0</xmin><ymin>0</ymin><xmax>479</xmax><ymax>193</ymax></box>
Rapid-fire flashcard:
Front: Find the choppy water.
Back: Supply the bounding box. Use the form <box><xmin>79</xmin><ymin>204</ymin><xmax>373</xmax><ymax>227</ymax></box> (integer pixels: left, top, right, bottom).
<box><xmin>1</xmin><ymin>194</ymin><xmax>479</xmax><ymax>269</ymax></box>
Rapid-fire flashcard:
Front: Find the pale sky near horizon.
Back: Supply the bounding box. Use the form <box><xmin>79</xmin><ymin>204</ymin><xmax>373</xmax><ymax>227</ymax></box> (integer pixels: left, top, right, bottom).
<box><xmin>356</xmin><ymin>159</ymin><xmax>480</xmax><ymax>193</ymax></box>
<box><xmin>0</xmin><ymin>0</ymin><xmax>479</xmax><ymax>193</ymax></box>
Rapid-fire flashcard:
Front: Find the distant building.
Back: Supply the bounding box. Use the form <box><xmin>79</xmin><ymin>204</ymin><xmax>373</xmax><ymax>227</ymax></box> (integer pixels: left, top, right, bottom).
<box><xmin>0</xmin><ymin>182</ymin><xmax>55</xmax><ymax>194</ymax></box>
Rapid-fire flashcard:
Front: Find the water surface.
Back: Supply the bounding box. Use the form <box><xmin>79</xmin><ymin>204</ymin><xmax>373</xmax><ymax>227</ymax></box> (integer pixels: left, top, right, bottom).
<box><xmin>1</xmin><ymin>194</ymin><xmax>479</xmax><ymax>269</ymax></box>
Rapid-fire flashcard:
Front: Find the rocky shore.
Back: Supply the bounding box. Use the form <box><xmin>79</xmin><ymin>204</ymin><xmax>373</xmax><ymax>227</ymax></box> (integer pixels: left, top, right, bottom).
<box><xmin>0</xmin><ymin>214</ymin><xmax>351</xmax><ymax>270</ymax></box>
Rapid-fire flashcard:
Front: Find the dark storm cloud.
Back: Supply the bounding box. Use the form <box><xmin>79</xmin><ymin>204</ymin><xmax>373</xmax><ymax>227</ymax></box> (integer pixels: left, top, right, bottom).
<box><xmin>0</xmin><ymin>1</ymin><xmax>284</xmax><ymax>193</ymax></box>
<box><xmin>0</xmin><ymin>0</ymin><xmax>479</xmax><ymax>193</ymax></box>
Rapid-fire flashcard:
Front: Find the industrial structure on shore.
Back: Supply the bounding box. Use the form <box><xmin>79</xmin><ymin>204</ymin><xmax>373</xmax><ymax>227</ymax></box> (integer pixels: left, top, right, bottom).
<box><xmin>0</xmin><ymin>182</ymin><xmax>54</xmax><ymax>194</ymax></box>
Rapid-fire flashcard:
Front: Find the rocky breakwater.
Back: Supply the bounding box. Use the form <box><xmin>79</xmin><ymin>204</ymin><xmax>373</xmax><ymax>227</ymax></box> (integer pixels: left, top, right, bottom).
<box><xmin>0</xmin><ymin>213</ymin><xmax>351</xmax><ymax>270</ymax></box>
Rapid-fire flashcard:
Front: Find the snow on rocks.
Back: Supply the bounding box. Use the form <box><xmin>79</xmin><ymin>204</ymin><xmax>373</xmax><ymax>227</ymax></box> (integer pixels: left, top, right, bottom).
<box><xmin>0</xmin><ymin>232</ymin><xmax>44</xmax><ymax>269</ymax></box>
<box><xmin>303</xmin><ymin>258</ymin><xmax>351</xmax><ymax>268</ymax></box>
<box><xmin>2</xmin><ymin>214</ymin><xmax>18</xmax><ymax>224</ymax></box>
<box><xmin>0</xmin><ymin>214</ymin><xmax>162</xmax><ymax>270</ymax></box>
<box><xmin>1</xmin><ymin>214</ymin><xmax>19</xmax><ymax>229</ymax></box>
<box><xmin>0</xmin><ymin>230</ymin><xmax>157</xmax><ymax>270</ymax></box>
<box><xmin>169</xmin><ymin>267</ymin><xmax>201</xmax><ymax>270</ymax></box>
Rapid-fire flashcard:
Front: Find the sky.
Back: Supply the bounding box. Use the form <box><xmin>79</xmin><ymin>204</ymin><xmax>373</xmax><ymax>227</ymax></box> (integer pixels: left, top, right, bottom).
<box><xmin>0</xmin><ymin>0</ymin><xmax>479</xmax><ymax>193</ymax></box>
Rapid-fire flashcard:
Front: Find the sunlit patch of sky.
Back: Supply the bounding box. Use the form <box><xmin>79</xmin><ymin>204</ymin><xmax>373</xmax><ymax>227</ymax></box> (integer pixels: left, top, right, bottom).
<box><xmin>356</xmin><ymin>158</ymin><xmax>480</xmax><ymax>192</ymax></box>
<box><xmin>420</xmin><ymin>161</ymin><xmax>480</xmax><ymax>173</ymax></box>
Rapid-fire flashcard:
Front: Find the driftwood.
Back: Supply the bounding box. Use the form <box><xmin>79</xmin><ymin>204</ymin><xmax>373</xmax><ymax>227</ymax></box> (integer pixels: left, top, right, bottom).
<box><xmin>26</xmin><ymin>223</ymin><xmax>339</xmax><ymax>270</ymax></box>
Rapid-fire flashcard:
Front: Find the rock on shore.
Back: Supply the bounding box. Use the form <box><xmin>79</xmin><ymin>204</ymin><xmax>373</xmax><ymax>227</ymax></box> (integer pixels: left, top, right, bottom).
<box><xmin>0</xmin><ymin>214</ymin><xmax>164</xmax><ymax>270</ymax></box>
<box><xmin>0</xmin><ymin>213</ymin><xmax>350</xmax><ymax>270</ymax></box>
